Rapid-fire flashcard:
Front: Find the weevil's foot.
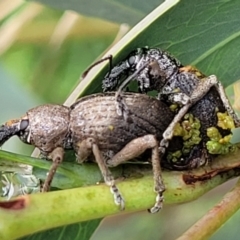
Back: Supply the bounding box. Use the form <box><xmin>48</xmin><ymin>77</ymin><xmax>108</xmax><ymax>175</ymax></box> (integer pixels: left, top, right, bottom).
<box><xmin>160</xmin><ymin>138</ymin><xmax>169</xmax><ymax>148</ymax></box>
<box><xmin>39</xmin><ymin>179</ymin><xmax>45</xmax><ymax>192</ymax></box>
<box><xmin>41</xmin><ymin>179</ymin><xmax>50</xmax><ymax>192</ymax></box>
<box><xmin>148</xmin><ymin>193</ymin><xmax>164</xmax><ymax>214</ymax></box>
<box><xmin>110</xmin><ymin>184</ymin><xmax>125</xmax><ymax>210</ymax></box>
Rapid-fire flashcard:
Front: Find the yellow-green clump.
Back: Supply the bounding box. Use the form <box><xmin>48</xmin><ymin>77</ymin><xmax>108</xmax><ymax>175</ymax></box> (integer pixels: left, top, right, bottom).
<box><xmin>167</xmin><ymin>114</ymin><xmax>202</xmax><ymax>162</ymax></box>
<box><xmin>166</xmin><ymin>150</ymin><xmax>182</xmax><ymax>163</ymax></box>
<box><xmin>206</xmin><ymin>127</ymin><xmax>236</xmax><ymax>155</ymax></box>
<box><xmin>217</xmin><ymin>112</ymin><xmax>235</xmax><ymax>130</ymax></box>
<box><xmin>169</xmin><ymin>104</ymin><xmax>179</xmax><ymax>112</ymax></box>
<box><xmin>173</xmin><ymin>113</ymin><xmax>201</xmax><ymax>143</ymax></box>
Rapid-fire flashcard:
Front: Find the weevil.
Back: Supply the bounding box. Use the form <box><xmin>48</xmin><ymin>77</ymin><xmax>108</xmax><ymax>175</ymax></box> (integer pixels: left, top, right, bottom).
<box><xmin>0</xmin><ymin>92</ymin><xmax>178</xmax><ymax>213</ymax></box>
<box><xmin>0</xmin><ymin>90</ymin><xmax>236</xmax><ymax>211</ymax></box>
<box><xmin>95</xmin><ymin>47</ymin><xmax>240</xmax><ymax>163</ymax></box>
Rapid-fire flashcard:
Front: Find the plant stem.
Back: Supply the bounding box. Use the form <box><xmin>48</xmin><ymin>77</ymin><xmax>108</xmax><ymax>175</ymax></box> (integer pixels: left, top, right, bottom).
<box><xmin>177</xmin><ymin>178</ymin><xmax>240</xmax><ymax>240</ymax></box>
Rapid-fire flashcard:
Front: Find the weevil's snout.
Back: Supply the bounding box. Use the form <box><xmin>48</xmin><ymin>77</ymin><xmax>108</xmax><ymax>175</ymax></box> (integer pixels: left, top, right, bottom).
<box><xmin>0</xmin><ymin>118</ymin><xmax>29</xmax><ymax>146</ymax></box>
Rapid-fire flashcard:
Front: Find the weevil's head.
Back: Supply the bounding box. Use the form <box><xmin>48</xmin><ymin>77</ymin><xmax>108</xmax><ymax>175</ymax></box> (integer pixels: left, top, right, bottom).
<box><xmin>0</xmin><ymin>104</ymin><xmax>71</xmax><ymax>154</ymax></box>
<box><xmin>0</xmin><ymin>118</ymin><xmax>29</xmax><ymax>146</ymax></box>
<box><xmin>102</xmin><ymin>47</ymin><xmax>147</xmax><ymax>92</ymax></box>
<box><xmin>22</xmin><ymin>104</ymin><xmax>71</xmax><ymax>153</ymax></box>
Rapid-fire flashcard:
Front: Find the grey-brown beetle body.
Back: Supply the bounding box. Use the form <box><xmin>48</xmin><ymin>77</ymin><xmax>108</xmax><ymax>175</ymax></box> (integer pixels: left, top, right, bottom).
<box><xmin>70</xmin><ymin>93</ymin><xmax>173</xmax><ymax>159</ymax></box>
<box><xmin>0</xmin><ymin>92</ymin><xmax>175</xmax><ymax>213</ymax></box>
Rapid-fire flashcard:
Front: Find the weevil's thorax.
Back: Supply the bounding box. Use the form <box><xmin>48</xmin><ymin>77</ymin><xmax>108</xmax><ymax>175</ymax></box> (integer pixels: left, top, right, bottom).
<box><xmin>147</xmin><ymin>48</ymin><xmax>182</xmax><ymax>78</ymax></box>
<box><xmin>134</xmin><ymin>48</ymin><xmax>184</xmax><ymax>92</ymax></box>
<box><xmin>21</xmin><ymin>104</ymin><xmax>71</xmax><ymax>154</ymax></box>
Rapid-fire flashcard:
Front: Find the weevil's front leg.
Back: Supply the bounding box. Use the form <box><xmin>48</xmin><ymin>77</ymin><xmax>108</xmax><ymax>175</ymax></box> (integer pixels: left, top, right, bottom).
<box><xmin>107</xmin><ymin>134</ymin><xmax>164</xmax><ymax>213</ymax></box>
<box><xmin>41</xmin><ymin>147</ymin><xmax>64</xmax><ymax>192</ymax></box>
<box><xmin>115</xmin><ymin>61</ymin><xmax>150</xmax><ymax>120</ymax></box>
<box><xmin>76</xmin><ymin>138</ymin><xmax>124</xmax><ymax>210</ymax></box>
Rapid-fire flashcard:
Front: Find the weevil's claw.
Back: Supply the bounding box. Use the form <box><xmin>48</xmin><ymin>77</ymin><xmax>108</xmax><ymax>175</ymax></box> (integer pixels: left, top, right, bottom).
<box><xmin>148</xmin><ymin>192</ymin><xmax>164</xmax><ymax>214</ymax></box>
<box><xmin>110</xmin><ymin>184</ymin><xmax>125</xmax><ymax>210</ymax></box>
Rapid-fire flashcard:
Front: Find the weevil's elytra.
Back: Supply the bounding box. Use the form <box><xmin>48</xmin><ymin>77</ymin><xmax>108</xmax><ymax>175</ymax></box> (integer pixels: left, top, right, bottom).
<box><xmin>70</xmin><ymin>93</ymin><xmax>174</xmax><ymax>155</ymax></box>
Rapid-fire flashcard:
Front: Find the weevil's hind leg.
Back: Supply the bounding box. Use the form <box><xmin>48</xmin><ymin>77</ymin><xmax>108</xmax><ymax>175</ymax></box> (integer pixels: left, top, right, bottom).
<box><xmin>213</xmin><ymin>78</ymin><xmax>240</xmax><ymax>127</ymax></box>
<box><xmin>107</xmin><ymin>134</ymin><xmax>165</xmax><ymax>213</ymax></box>
<box><xmin>76</xmin><ymin>138</ymin><xmax>125</xmax><ymax>210</ymax></box>
<box><xmin>149</xmin><ymin>144</ymin><xmax>165</xmax><ymax>213</ymax></box>
<box><xmin>159</xmin><ymin>76</ymin><xmax>220</xmax><ymax>153</ymax></box>
<box><xmin>189</xmin><ymin>75</ymin><xmax>240</xmax><ymax>126</ymax></box>
<box><xmin>41</xmin><ymin>147</ymin><xmax>64</xmax><ymax>192</ymax></box>
<box><xmin>160</xmin><ymin>75</ymin><xmax>240</xmax><ymax>154</ymax></box>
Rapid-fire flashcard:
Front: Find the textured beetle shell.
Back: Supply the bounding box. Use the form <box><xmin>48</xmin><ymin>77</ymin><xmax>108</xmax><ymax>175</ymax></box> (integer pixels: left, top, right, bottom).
<box><xmin>25</xmin><ymin>104</ymin><xmax>70</xmax><ymax>153</ymax></box>
<box><xmin>70</xmin><ymin>92</ymin><xmax>175</xmax><ymax>159</ymax></box>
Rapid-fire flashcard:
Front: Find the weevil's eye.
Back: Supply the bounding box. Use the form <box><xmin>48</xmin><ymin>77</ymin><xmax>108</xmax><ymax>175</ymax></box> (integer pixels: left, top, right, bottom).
<box><xmin>128</xmin><ymin>56</ymin><xmax>136</xmax><ymax>66</ymax></box>
<box><xmin>20</xmin><ymin>119</ymin><xmax>29</xmax><ymax>131</ymax></box>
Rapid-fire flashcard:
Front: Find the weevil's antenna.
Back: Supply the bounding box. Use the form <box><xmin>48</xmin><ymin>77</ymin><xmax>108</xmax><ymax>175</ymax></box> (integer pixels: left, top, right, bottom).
<box><xmin>106</xmin><ymin>55</ymin><xmax>113</xmax><ymax>78</ymax></box>
<box><xmin>81</xmin><ymin>55</ymin><xmax>113</xmax><ymax>79</ymax></box>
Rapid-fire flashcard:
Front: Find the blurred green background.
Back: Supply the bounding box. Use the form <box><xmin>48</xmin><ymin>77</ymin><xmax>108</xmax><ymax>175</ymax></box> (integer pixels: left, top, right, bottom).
<box><xmin>1</xmin><ymin>0</ymin><xmax>240</xmax><ymax>239</ymax></box>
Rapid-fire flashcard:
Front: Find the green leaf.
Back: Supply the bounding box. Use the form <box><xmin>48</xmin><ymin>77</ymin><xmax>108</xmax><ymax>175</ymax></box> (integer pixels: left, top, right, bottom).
<box><xmin>1</xmin><ymin>0</ymin><xmax>240</xmax><ymax>239</ymax></box>
<box><xmin>29</xmin><ymin>0</ymin><xmax>165</xmax><ymax>25</ymax></box>
<box><xmin>21</xmin><ymin>219</ymin><xmax>102</xmax><ymax>240</ymax></box>
<box><xmin>72</xmin><ymin>0</ymin><xmax>240</xmax><ymax>102</ymax></box>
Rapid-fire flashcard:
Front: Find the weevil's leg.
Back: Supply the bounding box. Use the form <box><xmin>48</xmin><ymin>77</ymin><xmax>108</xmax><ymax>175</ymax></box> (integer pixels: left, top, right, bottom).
<box><xmin>76</xmin><ymin>138</ymin><xmax>124</xmax><ymax>210</ymax></box>
<box><xmin>211</xmin><ymin>77</ymin><xmax>240</xmax><ymax>127</ymax></box>
<box><xmin>115</xmin><ymin>61</ymin><xmax>149</xmax><ymax>120</ymax></box>
<box><xmin>107</xmin><ymin>134</ymin><xmax>165</xmax><ymax>213</ymax></box>
<box><xmin>189</xmin><ymin>75</ymin><xmax>239</xmax><ymax>125</ymax></box>
<box><xmin>159</xmin><ymin>104</ymin><xmax>191</xmax><ymax>154</ymax></box>
<box><xmin>150</xmin><ymin>145</ymin><xmax>165</xmax><ymax>213</ymax></box>
<box><xmin>41</xmin><ymin>147</ymin><xmax>64</xmax><ymax>192</ymax></box>
<box><xmin>92</xmin><ymin>143</ymin><xmax>124</xmax><ymax>210</ymax></box>
<box><xmin>160</xmin><ymin>75</ymin><xmax>240</xmax><ymax>154</ymax></box>
<box><xmin>115</xmin><ymin>93</ymin><xmax>131</xmax><ymax>122</ymax></box>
